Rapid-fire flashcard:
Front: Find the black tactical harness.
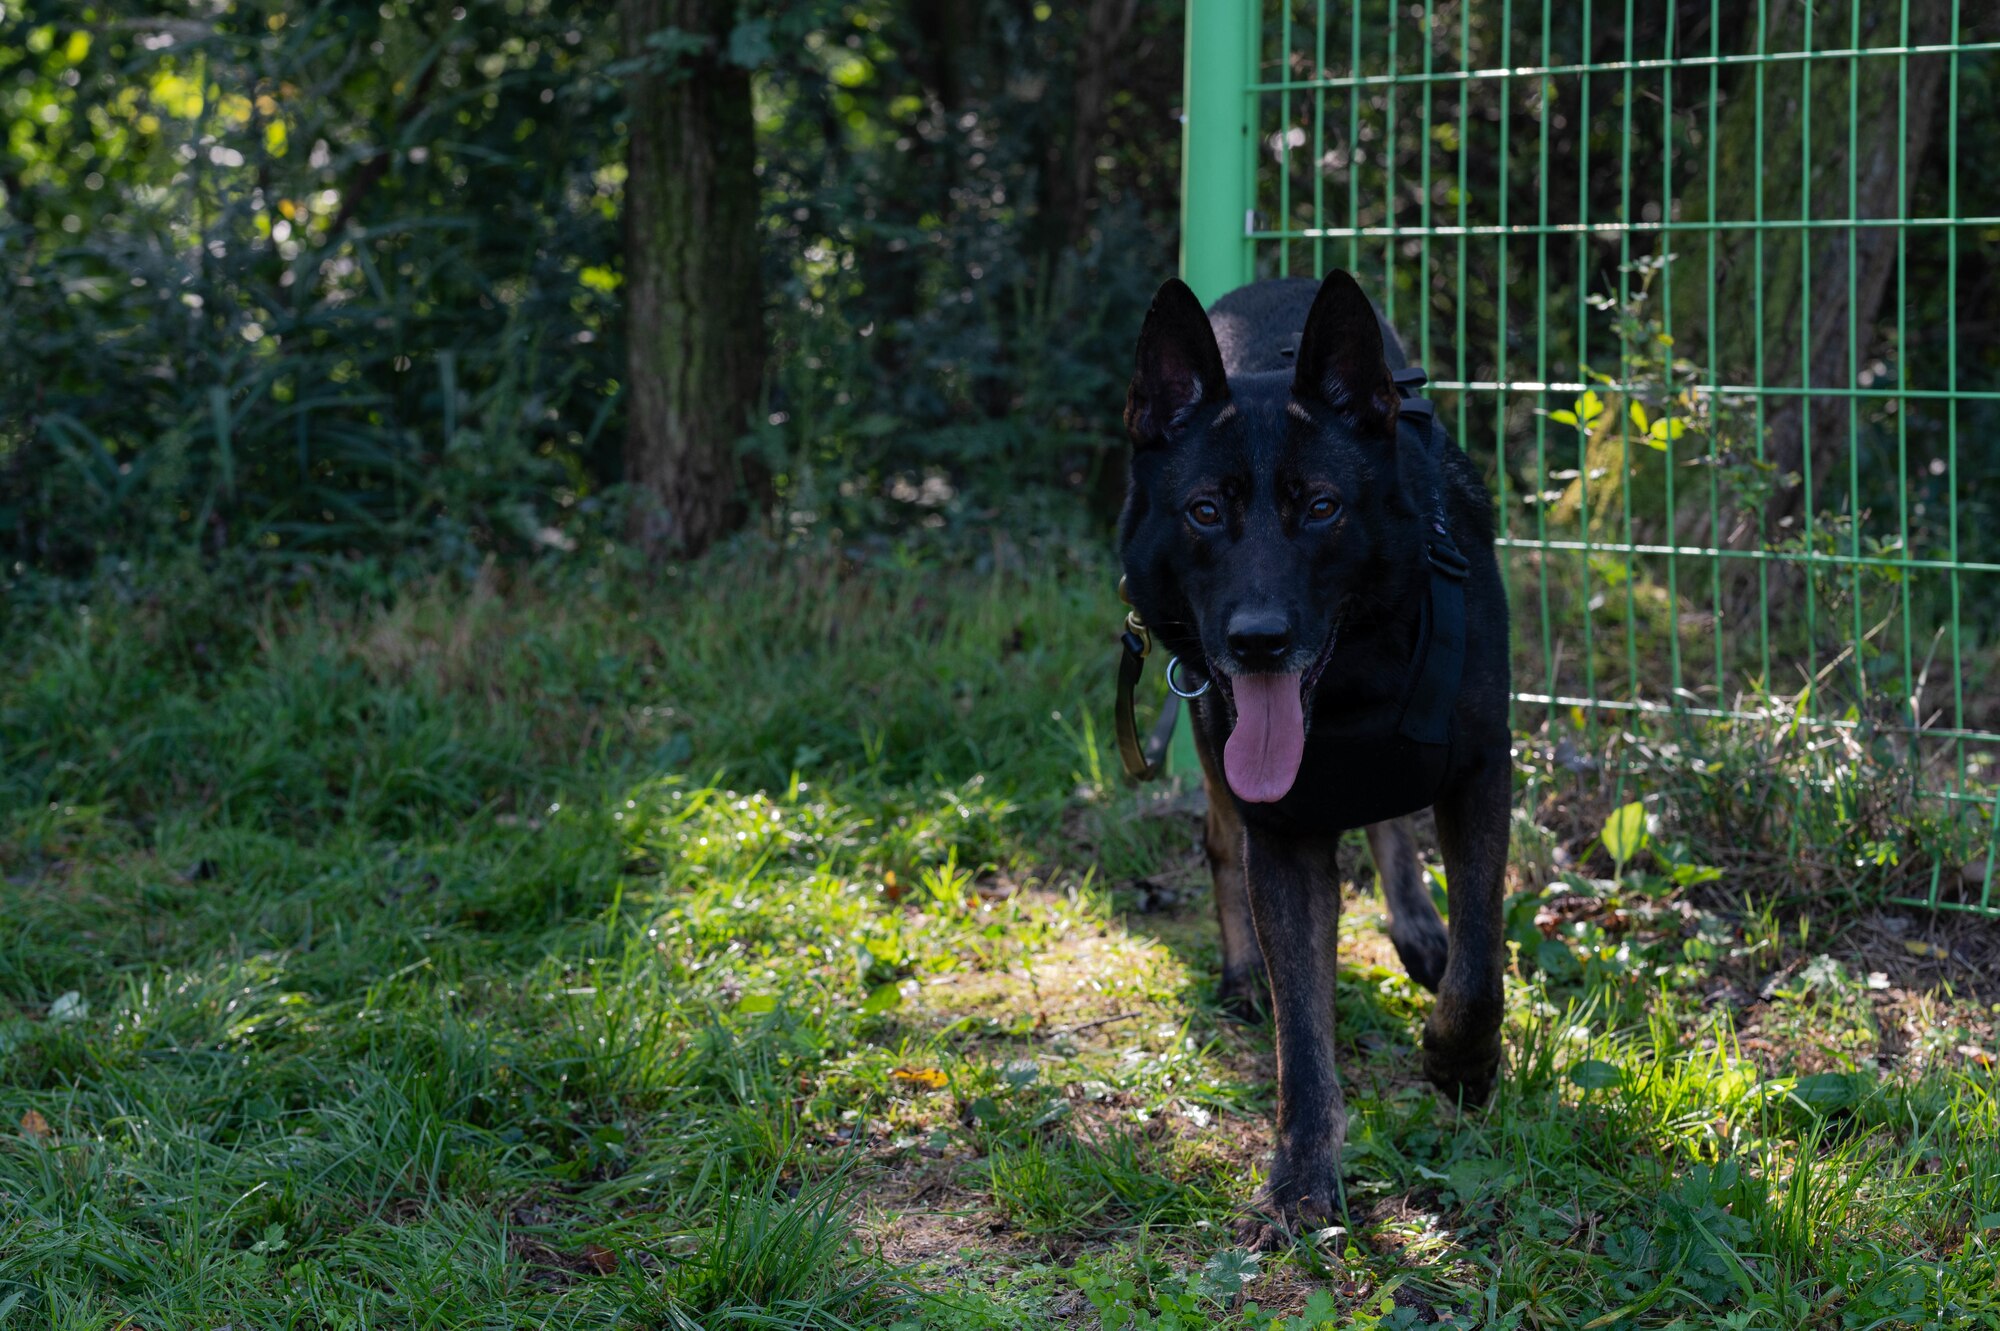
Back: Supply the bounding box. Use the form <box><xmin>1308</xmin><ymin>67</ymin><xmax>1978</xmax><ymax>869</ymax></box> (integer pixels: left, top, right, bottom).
<box><xmin>1114</xmin><ymin>364</ymin><xmax>1469</xmax><ymax>782</ymax></box>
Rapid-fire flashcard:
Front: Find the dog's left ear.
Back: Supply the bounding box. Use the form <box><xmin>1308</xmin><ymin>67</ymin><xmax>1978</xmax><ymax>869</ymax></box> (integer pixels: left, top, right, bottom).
<box><xmin>1293</xmin><ymin>269</ymin><xmax>1398</xmax><ymax>433</ymax></box>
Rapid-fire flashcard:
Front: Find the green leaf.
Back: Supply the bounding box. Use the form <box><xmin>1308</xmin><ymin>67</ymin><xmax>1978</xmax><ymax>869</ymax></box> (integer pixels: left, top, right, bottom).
<box><xmin>861</xmin><ymin>981</ymin><xmax>903</xmax><ymax>1014</ymax></box>
<box><xmin>1550</xmin><ymin>409</ymin><xmax>1579</xmax><ymax>426</ymax></box>
<box><xmin>1629</xmin><ymin>400</ymin><xmax>1649</xmax><ymax>431</ymax></box>
<box><xmin>1789</xmin><ymin>1071</ymin><xmax>1865</xmax><ymax>1111</ymax></box>
<box><xmin>1599</xmin><ymin>800</ymin><xmax>1648</xmax><ymax>867</ymax></box>
<box><xmin>1299</xmin><ymin>1290</ymin><xmax>1339</xmax><ymax>1323</ymax></box>
<box><xmin>1536</xmin><ymin>938</ymin><xmax>1578</xmax><ymax>978</ymax></box>
<box><xmin>725</xmin><ymin>18</ymin><xmax>775</xmax><ymax>68</ymax></box>
<box><xmin>737</xmin><ymin>993</ymin><xmax>777</xmax><ymax>1014</ymax></box>
<box><xmin>1194</xmin><ymin>1247</ymin><xmax>1262</xmax><ymax>1298</ymax></box>
<box><xmin>1570</xmin><ymin>1059</ymin><xmax>1624</xmax><ymax>1091</ymax></box>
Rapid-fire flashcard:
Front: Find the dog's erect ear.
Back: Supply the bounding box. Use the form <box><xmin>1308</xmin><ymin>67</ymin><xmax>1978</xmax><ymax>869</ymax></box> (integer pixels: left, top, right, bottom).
<box><xmin>1126</xmin><ymin>279</ymin><xmax>1229</xmax><ymax>449</ymax></box>
<box><xmin>1293</xmin><ymin>269</ymin><xmax>1398</xmax><ymax>432</ymax></box>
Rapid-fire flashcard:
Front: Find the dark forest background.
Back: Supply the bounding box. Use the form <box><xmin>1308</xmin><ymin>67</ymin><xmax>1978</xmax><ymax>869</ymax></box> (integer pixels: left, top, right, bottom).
<box><xmin>2</xmin><ymin>0</ymin><xmax>1995</xmax><ymax>611</ymax></box>
<box><xmin>1</xmin><ymin>0</ymin><xmax>1186</xmax><ymax>586</ymax></box>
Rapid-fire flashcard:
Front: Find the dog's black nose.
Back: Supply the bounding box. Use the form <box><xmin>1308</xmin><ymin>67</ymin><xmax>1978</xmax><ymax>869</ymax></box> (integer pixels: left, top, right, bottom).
<box><xmin>1226</xmin><ymin>610</ymin><xmax>1293</xmax><ymax>666</ymax></box>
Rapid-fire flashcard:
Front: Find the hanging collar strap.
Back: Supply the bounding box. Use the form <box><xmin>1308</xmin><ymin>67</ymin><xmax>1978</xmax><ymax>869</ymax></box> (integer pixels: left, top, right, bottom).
<box><xmin>1391</xmin><ymin>366</ymin><xmax>1469</xmax><ymax>747</ymax></box>
<box><xmin>1114</xmin><ymin>579</ymin><xmax>1188</xmax><ymax>781</ymax></box>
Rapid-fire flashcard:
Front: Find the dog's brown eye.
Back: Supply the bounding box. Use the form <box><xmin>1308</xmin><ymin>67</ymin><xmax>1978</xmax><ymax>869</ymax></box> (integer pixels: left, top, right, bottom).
<box><xmin>1187</xmin><ymin>499</ymin><xmax>1222</xmax><ymax>528</ymax></box>
<box><xmin>1306</xmin><ymin>496</ymin><xmax>1341</xmax><ymax>522</ymax></box>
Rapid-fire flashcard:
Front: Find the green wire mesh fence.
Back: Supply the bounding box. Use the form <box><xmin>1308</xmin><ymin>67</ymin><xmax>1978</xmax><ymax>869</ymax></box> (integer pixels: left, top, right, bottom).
<box><xmin>1178</xmin><ymin>0</ymin><xmax>2000</xmax><ymax>913</ymax></box>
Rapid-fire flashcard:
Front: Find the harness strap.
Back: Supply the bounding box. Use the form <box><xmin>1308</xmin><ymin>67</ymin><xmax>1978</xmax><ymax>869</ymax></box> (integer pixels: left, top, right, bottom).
<box><xmin>1391</xmin><ymin>366</ymin><xmax>1470</xmax><ymax>747</ymax></box>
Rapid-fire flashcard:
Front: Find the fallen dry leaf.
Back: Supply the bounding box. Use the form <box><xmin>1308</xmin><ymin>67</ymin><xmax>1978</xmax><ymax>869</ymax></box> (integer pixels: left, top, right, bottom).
<box><xmin>577</xmin><ymin>1242</ymin><xmax>618</xmax><ymax>1274</ymax></box>
<box><xmin>20</xmin><ymin>1109</ymin><xmax>51</xmax><ymax>1139</ymax></box>
<box><xmin>890</xmin><ymin>1066</ymin><xmax>948</xmax><ymax>1091</ymax></box>
<box><xmin>1534</xmin><ymin>893</ymin><xmax>1600</xmax><ymax>938</ymax></box>
<box><xmin>974</xmin><ymin>874</ymin><xmax>1017</xmax><ymax>901</ymax></box>
<box><xmin>1957</xmin><ymin>1044</ymin><xmax>1994</xmax><ymax>1070</ymax></box>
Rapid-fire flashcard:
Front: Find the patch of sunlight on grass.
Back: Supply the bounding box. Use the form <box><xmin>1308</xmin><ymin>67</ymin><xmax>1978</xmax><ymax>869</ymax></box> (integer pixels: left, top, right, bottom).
<box><xmin>3</xmin><ymin>547</ymin><xmax>1998</xmax><ymax>1328</ymax></box>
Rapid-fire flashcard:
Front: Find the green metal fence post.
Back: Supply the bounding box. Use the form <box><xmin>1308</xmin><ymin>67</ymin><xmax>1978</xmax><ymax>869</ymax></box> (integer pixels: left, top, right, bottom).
<box><xmin>1168</xmin><ymin>0</ymin><xmax>1256</xmax><ymax>778</ymax></box>
<box><xmin>1180</xmin><ymin>0</ymin><xmax>1256</xmax><ymax>305</ymax></box>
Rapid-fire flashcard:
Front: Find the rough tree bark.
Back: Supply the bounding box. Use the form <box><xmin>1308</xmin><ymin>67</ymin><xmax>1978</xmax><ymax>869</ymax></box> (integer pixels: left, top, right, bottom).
<box><xmin>1028</xmin><ymin>0</ymin><xmax>1140</xmax><ymax>265</ymax></box>
<box><xmin>619</xmin><ymin>0</ymin><xmax>765</xmax><ymax>559</ymax></box>
<box><xmin>867</xmin><ymin>0</ymin><xmax>976</xmax><ymax>378</ymax></box>
<box><xmin>1053</xmin><ymin>0</ymin><xmax>1141</xmax><ymax>252</ymax></box>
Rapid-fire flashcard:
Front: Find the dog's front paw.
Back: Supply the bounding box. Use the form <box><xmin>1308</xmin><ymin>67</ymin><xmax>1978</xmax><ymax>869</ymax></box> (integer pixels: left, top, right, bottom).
<box><xmin>1233</xmin><ymin>1155</ymin><xmax>1346</xmax><ymax>1251</ymax></box>
<box><xmin>1421</xmin><ymin>1019</ymin><xmax>1501</xmax><ymax>1107</ymax></box>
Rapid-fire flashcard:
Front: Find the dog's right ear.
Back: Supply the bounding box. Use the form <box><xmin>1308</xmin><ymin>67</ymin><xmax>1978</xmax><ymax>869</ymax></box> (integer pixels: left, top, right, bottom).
<box><xmin>1293</xmin><ymin>269</ymin><xmax>1398</xmax><ymax>433</ymax></box>
<box><xmin>1126</xmin><ymin>279</ymin><xmax>1229</xmax><ymax>449</ymax></box>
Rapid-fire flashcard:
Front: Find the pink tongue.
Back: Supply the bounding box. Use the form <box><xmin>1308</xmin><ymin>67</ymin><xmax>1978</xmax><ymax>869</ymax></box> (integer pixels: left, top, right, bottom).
<box><xmin>1223</xmin><ymin>673</ymin><xmax>1306</xmax><ymax>803</ymax></box>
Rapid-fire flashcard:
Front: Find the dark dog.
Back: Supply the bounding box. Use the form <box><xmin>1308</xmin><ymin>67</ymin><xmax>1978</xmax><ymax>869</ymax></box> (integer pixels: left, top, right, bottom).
<box><xmin>1117</xmin><ymin>270</ymin><xmax>1511</xmax><ymax>1243</ymax></box>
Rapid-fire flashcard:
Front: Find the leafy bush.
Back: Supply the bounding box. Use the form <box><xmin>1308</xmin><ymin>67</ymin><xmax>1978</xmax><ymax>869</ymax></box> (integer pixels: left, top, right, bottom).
<box><xmin>1</xmin><ymin>1</ymin><xmax>1183</xmax><ymax>576</ymax></box>
<box><xmin>1</xmin><ymin>1</ymin><xmax>625</xmax><ymax>570</ymax></box>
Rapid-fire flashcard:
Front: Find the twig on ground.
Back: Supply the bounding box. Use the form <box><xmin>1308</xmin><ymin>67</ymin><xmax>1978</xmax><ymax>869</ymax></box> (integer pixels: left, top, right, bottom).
<box><xmin>1044</xmin><ymin>1011</ymin><xmax>1141</xmax><ymax>1037</ymax></box>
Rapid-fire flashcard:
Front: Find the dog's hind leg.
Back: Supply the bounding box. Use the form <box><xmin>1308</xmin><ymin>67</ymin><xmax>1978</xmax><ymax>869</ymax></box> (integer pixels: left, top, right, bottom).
<box><xmin>1192</xmin><ymin>721</ymin><xmax>1267</xmax><ymax>1019</ymax></box>
<box><xmin>1366</xmin><ymin>819</ymin><xmax>1447</xmax><ymax>993</ymax></box>
<box><xmin>1421</xmin><ymin>744</ymin><xmax>1511</xmax><ymax>1107</ymax></box>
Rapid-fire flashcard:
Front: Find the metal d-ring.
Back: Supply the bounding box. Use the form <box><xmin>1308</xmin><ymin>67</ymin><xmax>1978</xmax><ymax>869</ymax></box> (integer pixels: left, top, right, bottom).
<box><xmin>1166</xmin><ymin>656</ymin><xmax>1211</xmax><ymax>699</ymax></box>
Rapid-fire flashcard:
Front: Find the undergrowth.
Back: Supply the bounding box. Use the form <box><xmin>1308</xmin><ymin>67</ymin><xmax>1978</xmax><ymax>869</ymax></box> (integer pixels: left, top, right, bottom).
<box><xmin>0</xmin><ymin>536</ymin><xmax>1996</xmax><ymax>1329</ymax></box>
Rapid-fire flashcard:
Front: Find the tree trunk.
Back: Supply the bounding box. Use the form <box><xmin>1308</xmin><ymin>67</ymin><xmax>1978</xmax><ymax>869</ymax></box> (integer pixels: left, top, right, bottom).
<box><xmin>867</xmin><ymin>0</ymin><xmax>976</xmax><ymax>378</ymax></box>
<box><xmin>620</xmin><ymin>0</ymin><xmax>765</xmax><ymax>559</ymax></box>
<box><xmin>1677</xmin><ymin>0</ymin><xmax>1951</xmax><ymax>549</ymax></box>
<box><xmin>1032</xmin><ymin>0</ymin><xmax>1140</xmax><ymax>264</ymax></box>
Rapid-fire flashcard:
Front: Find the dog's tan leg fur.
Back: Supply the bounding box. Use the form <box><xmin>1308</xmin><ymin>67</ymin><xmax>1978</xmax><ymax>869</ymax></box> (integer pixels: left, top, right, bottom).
<box><xmin>1192</xmin><ymin>720</ymin><xmax>1266</xmax><ymax>1016</ymax></box>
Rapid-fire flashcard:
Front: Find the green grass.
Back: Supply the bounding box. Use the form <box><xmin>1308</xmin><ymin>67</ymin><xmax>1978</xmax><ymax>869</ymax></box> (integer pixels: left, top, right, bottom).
<box><xmin>2</xmin><ymin>536</ymin><xmax>1997</xmax><ymax>1329</ymax></box>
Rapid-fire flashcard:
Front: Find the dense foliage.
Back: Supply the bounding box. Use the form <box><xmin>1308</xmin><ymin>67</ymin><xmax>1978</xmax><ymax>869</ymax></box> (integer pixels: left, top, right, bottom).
<box><xmin>2</xmin><ymin>1</ymin><xmax>622</xmax><ymax>569</ymax></box>
<box><xmin>7</xmin><ymin>2</ymin><xmax>1996</xmax><ymax>590</ymax></box>
<box><xmin>0</xmin><ymin>0</ymin><xmax>1182</xmax><ymax>575</ymax></box>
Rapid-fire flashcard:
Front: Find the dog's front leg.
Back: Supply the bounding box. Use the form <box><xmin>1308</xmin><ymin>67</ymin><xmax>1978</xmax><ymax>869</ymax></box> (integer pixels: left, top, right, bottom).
<box><xmin>1192</xmin><ymin>721</ymin><xmax>1266</xmax><ymax>1017</ymax></box>
<box><xmin>1239</xmin><ymin>824</ymin><xmax>1344</xmax><ymax>1246</ymax></box>
<box><xmin>1422</xmin><ymin>742</ymin><xmax>1511</xmax><ymax>1105</ymax></box>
